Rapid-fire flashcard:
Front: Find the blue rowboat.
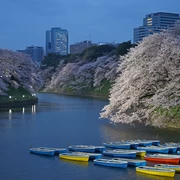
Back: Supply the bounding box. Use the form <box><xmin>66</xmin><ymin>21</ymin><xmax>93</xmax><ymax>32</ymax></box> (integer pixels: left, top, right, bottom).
<box><xmin>39</xmin><ymin>147</ymin><xmax>67</xmax><ymax>154</ymax></box>
<box><xmin>30</xmin><ymin>148</ymin><xmax>55</xmax><ymax>156</ymax></box>
<box><xmin>125</xmin><ymin>141</ymin><xmax>139</xmax><ymax>149</ymax></box>
<box><xmin>148</xmin><ymin>140</ymin><xmax>160</xmax><ymax>146</ymax></box>
<box><xmin>69</xmin><ymin>145</ymin><xmax>96</xmax><ymax>153</ymax></box>
<box><xmin>159</xmin><ymin>145</ymin><xmax>177</xmax><ymax>153</ymax></box>
<box><xmin>111</xmin><ymin>149</ymin><xmax>146</xmax><ymax>157</ymax></box>
<box><xmin>154</xmin><ymin>164</ymin><xmax>180</xmax><ymax>172</ymax></box>
<box><xmin>72</xmin><ymin>152</ymin><xmax>102</xmax><ymax>159</ymax></box>
<box><xmin>94</xmin><ymin>146</ymin><xmax>106</xmax><ymax>152</ymax></box>
<box><xmin>165</xmin><ymin>142</ymin><xmax>180</xmax><ymax>151</ymax></box>
<box><xmin>94</xmin><ymin>158</ymin><xmax>128</xmax><ymax>168</ymax></box>
<box><xmin>103</xmin><ymin>150</ymin><xmax>136</xmax><ymax>158</ymax></box>
<box><xmin>137</xmin><ymin>146</ymin><xmax>169</xmax><ymax>154</ymax></box>
<box><xmin>134</xmin><ymin>140</ymin><xmax>152</xmax><ymax>147</ymax></box>
<box><xmin>112</xmin><ymin>158</ymin><xmax>146</xmax><ymax>167</ymax></box>
<box><xmin>103</xmin><ymin>142</ymin><xmax>130</xmax><ymax>149</ymax></box>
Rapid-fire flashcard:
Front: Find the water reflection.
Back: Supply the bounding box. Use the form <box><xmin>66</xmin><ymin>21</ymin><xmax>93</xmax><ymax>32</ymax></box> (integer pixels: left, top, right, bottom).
<box><xmin>100</xmin><ymin>122</ymin><xmax>180</xmax><ymax>143</ymax></box>
<box><xmin>59</xmin><ymin>159</ymin><xmax>89</xmax><ymax>167</ymax></box>
<box><xmin>136</xmin><ymin>172</ymin><xmax>174</xmax><ymax>180</ymax></box>
<box><xmin>8</xmin><ymin>109</ymin><xmax>12</xmax><ymax>120</ymax></box>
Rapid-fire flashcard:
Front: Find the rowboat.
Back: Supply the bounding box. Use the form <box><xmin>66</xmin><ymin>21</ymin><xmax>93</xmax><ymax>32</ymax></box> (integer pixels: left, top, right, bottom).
<box><xmin>109</xmin><ymin>149</ymin><xmax>146</xmax><ymax>157</ymax></box>
<box><xmin>149</xmin><ymin>140</ymin><xmax>160</xmax><ymax>146</ymax></box>
<box><xmin>59</xmin><ymin>153</ymin><xmax>89</xmax><ymax>162</ymax></box>
<box><xmin>116</xmin><ymin>149</ymin><xmax>146</xmax><ymax>157</ymax></box>
<box><xmin>103</xmin><ymin>142</ymin><xmax>130</xmax><ymax>149</ymax></box>
<box><xmin>69</xmin><ymin>145</ymin><xmax>96</xmax><ymax>153</ymax></box>
<box><xmin>153</xmin><ymin>153</ymin><xmax>180</xmax><ymax>160</ymax></box>
<box><xmin>39</xmin><ymin>147</ymin><xmax>67</xmax><ymax>154</ymax></box>
<box><xmin>136</xmin><ymin>150</ymin><xmax>146</xmax><ymax>157</ymax></box>
<box><xmin>159</xmin><ymin>144</ymin><xmax>177</xmax><ymax>153</ymax></box>
<box><xmin>103</xmin><ymin>150</ymin><xmax>136</xmax><ymax>158</ymax></box>
<box><xmin>137</xmin><ymin>146</ymin><xmax>169</xmax><ymax>154</ymax></box>
<box><xmin>93</xmin><ymin>158</ymin><xmax>128</xmax><ymax>168</ymax></box>
<box><xmin>136</xmin><ymin>166</ymin><xmax>175</xmax><ymax>177</ymax></box>
<box><xmin>30</xmin><ymin>148</ymin><xmax>55</xmax><ymax>156</ymax></box>
<box><xmin>112</xmin><ymin>158</ymin><xmax>146</xmax><ymax>167</ymax></box>
<box><xmin>165</xmin><ymin>142</ymin><xmax>180</xmax><ymax>151</ymax></box>
<box><xmin>133</xmin><ymin>140</ymin><xmax>152</xmax><ymax>147</ymax></box>
<box><xmin>154</xmin><ymin>164</ymin><xmax>180</xmax><ymax>172</ymax></box>
<box><xmin>144</xmin><ymin>154</ymin><xmax>180</xmax><ymax>164</ymax></box>
<box><xmin>125</xmin><ymin>141</ymin><xmax>139</xmax><ymax>149</ymax></box>
<box><xmin>93</xmin><ymin>146</ymin><xmax>106</xmax><ymax>152</ymax></box>
<box><xmin>72</xmin><ymin>152</ymin><xmax>102</xmax><ymax>159</ymax></box>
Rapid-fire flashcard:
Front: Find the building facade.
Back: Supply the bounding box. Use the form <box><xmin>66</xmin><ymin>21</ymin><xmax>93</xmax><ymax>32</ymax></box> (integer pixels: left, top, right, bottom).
<box><xmin>70</xmin><ymin>40</ymin><xmax>94</xmax><ymax>54</ymax></box>
<box><xmin>134</xmin><ymin>12</ymin><xmax>180</xmax><ymax>43</ymax></box>
<box><xmin>25</xmin><ymin>46</ymin><xmax>44</xmax><ymax>64</ymax></box>
<box><xmin>45</xmin><ymin>30</ymin><xmax>52</xmax><ymax>55</ymax></box>
<box><xmin>45</xmin><ymin>27</ymin><xmax>68</xmax><ymax>55</ymax></box>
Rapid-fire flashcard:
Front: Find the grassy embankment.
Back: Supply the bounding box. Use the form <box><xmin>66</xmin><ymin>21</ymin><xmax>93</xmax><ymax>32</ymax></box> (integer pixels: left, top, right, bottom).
<box><xmin>59</xmin><ymin>80</ymin><xmax>111</xmax><ymax>100</ymax></box>
<box><xmin>0</xmin><ymin>86</ymin><xmax>38</xmax><ymax>108</ymax></box>
<box><xmin>152</xmin><ymin>105</ymin><xmax>180</xmax><ymax>128</ymax></box>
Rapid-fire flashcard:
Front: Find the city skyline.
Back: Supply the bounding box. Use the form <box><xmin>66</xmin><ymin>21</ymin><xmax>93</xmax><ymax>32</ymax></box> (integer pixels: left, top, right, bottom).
<box><xmin>0</xmin><ymin>0</ymin><xmax>180</xmax><ymax>50</ymax></box>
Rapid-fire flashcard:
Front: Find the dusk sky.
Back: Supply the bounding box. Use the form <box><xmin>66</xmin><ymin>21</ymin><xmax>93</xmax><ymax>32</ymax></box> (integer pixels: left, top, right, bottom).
<box><xmin>0</xmin><ymin>0</ymin><xmax>180</xmax><ymax>51</ymax></box>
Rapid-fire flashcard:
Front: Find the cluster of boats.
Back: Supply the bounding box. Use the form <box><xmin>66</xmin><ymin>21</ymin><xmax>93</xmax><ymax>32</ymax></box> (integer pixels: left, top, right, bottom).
<box><xmin>30</xmin><ymin>140</ymin><xmax>180</xmax><ymax>178</ymax></box>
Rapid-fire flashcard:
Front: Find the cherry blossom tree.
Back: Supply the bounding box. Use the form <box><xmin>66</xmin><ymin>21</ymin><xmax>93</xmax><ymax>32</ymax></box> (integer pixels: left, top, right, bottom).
<box><xmin>0</xmin><ymin>49</ymin><xmax>43</xmax><ymax>95</ymax></box>
<box><xmin>100</xmin><ymin>24</ymin><xmax>180</xmax><ymax>128</ymax></box>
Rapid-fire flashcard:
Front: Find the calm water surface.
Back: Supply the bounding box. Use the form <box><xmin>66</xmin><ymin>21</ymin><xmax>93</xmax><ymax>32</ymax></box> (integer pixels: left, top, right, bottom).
<box><xmin>0</xmin><ymin>93</ymin><xmax>180</xmax><ymax>180</ymax></box>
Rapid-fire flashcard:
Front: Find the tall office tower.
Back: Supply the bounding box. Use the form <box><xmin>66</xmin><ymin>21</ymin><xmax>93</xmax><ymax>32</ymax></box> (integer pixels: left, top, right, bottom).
<box><xmin>45</xmin><ymin>30</ymin><xmax>52</xmax><ymax>55</ymax></box>
<box><xmin>45</xmin><ymin>27</ymin><xmax>68</xmax><ymax>55</ymax></box>
<box><xmin>134</xmin><ymin>12</ymin><xmax>180</xmax><ymax>43</ymax></box>
<box><xmin>25</xmin><ymin>46</ymin><xmax>44</xmax><ymax>64</ymax></box>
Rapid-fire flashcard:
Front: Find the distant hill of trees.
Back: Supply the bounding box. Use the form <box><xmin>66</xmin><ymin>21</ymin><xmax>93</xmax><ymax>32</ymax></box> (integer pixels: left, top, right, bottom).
<box><xmin>40</xmin><ymin>41</ymin><xmax>135</xmax><ymax>98</ymax></box>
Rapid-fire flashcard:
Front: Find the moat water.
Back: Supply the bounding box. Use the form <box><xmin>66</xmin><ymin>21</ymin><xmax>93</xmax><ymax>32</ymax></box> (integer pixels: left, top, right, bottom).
<box><xmin>0</xmin><ymin>93</ymin><xmax>179</xmax><ymax>180</ymax></box>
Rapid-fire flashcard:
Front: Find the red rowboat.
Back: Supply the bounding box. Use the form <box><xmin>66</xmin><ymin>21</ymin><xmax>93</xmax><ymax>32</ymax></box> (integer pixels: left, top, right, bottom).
<box><xmin>144</xmin><ymin>154</ymin><xmax>180</xmax><ymax>164</ymax></box>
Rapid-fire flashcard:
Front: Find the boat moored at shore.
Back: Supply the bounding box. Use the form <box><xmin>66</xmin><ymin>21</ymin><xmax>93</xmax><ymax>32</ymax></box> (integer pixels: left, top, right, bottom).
<box><xmin>103</xmin><ymin>142</ymin><xmax>130</xmax><ymax>149</ymax></box>
<box><xmin>112</xmin><ymin>158</ymin><xmax>146</xmax><ymax>167</ymax></box>
<box><xmin>30</xmin><ymin>148</ymin><xmax>55</xmax><ymax>156</ymax></box>
<box><xmin>69</xmin><ymin>145</ymin><xmax>96</xmax><ymax>153</ymax></box>
<box><xmin>59</xmin><ymin>153</ymin><xmax>89</xmax><ymax>162</ymax></box>
<box><xmin>94</xmin><ymin>158</ymin><xmax>128</xmax><ymax>168</ymax></box>
<box><xmin>136</xmin><ymin>166</ymin><xmax>175</xmax><ymax>177</ymax></box>
<box><xmin>137</xmin><ymin>146</ymin><xmax>169</xmax><ymax>154</ymax></box>
<box><xmin>103</xmin><ymin>150</ymin><xmax>136</xmax><ymax>158</ymax></box>
<box><xmin>154</xmin><ymin>164</ymin><xmax>180</xmax><ymax>172</ymax></box>
<box><xmin>144</xmin><ymin>154</ymin><xmax>180</xmax><ymax>164</ymax></box>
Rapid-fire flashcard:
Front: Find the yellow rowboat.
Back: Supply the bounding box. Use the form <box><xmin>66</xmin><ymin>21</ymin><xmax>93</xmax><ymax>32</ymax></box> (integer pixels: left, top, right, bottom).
<box><xmin>59</xmin><ymin>153</ymin><xmax>89</xmax><ymax>162</ymax></box>
<box><xmin>136</xmin><ymin>150</ymin><xmax>146</xmax><ymax>157</ymax></box>
<box><xmin>154</xmin><ymin>164</ymin><xmax>180</xmax><ymax>172</ymax></box>
<box><xmin>136</xmin><ymin>166</ymin><xmax>175</xmax><ymax>177</ymax></box>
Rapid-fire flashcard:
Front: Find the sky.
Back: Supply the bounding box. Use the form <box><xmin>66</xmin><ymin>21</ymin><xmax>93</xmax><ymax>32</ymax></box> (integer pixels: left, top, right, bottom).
<box><xmin>0</xmin><ymin>0</ymin><xmax>180</xmax><ymax>51</ymax></box>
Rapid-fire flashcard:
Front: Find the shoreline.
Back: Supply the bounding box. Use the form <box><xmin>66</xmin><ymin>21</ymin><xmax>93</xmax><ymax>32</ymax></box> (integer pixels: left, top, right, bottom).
<box><xmin>40</xmin><ymin>91</ymin><xmax>109</xmax><ymax>100</ymax></box>
<box><xmin>0</xmin><ymin>98</ymin><xmax>38</xmax><ymax>108</ymax></box>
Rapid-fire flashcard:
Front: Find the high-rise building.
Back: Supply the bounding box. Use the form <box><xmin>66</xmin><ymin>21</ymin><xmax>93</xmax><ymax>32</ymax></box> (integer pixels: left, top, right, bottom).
<box><xmin>70</xmin><ymin>40</ymin><xmax>95</xmax><ymax>54</ymax></box>
<box><xmin>45</xmin><ymin>30</ymin><xmax>52</xmax><ymax>55</ymax></box>
<box><xmin>25</xmin><ymin>46</ymin><xmax>44</xmax><ymax>64</ymax></box>
<box><xmin>45</xmin><ymin>27</ymin><xmax>68</xmax><ymax>55</ymax></box>
<box><xmin>134</xmin><ymin>12</ymin><xmax>180</xmax><ymax>43</ymax></box>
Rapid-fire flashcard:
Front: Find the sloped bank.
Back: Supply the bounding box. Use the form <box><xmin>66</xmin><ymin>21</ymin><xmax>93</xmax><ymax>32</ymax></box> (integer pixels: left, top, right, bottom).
<box><xmin>0</xmin><ymin>97</ymin><xmax>38</xmax><ymax>108</ymax></box>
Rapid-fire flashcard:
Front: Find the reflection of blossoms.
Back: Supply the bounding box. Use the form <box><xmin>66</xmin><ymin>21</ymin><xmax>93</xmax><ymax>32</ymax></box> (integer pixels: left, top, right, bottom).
<box><xmin>100</xmin><ymin>24</ymin><xmax>180</xmax><ymax>128</ymax></box>
<box><xmin>0</xmin><ymin>49</ymin><xmax>43</xmax><ymax>95</ymax></box>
